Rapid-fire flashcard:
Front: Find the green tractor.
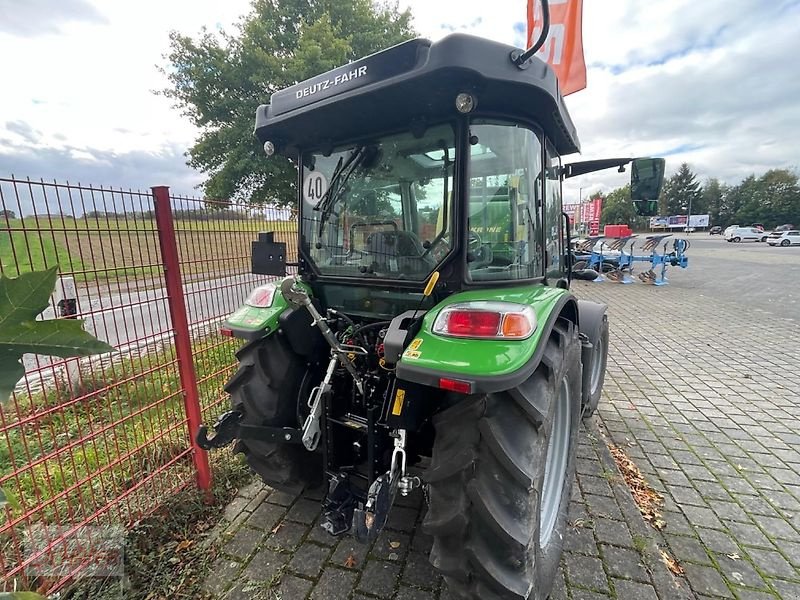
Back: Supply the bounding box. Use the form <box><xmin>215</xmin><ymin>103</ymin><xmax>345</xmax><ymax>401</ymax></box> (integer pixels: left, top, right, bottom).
<box><xmin>198</xmin><ymin>11</ymin><xmax>662</xmax><ymax>598</ymax></box>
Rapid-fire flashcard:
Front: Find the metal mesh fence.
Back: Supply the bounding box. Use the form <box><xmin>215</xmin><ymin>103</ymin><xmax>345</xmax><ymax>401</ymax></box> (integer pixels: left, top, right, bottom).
<box><xmin>0</xmin><ymin>177</ymin><xmax>294</xmax><ymax>593</ymax></box>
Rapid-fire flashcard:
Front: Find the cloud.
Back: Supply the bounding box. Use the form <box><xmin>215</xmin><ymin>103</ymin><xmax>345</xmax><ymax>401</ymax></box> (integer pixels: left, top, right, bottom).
<box><xmin>0</xmin><ymin>0</ymin><xmax>107</xmax><ymax>37</ymax></box>
<box><xmin>2</xmin><ymin>0</ymin><xmax>800</xmax><ymax>214</ymax></box>
<box><xmin>5</xmin><ymin>120</ymin><xmax>40</xmax><ymax>144</ymax></box>
<box><xmin>0</xmin><ymin>142</ymin><xmax>202</xmax><ymax>216</ymax></box>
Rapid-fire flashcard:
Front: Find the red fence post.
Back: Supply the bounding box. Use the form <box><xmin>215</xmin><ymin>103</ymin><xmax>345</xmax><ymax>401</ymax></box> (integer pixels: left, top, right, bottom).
<box><xmin>152</xmin><ymin>185</ymin><xmax>212</xmax><ymax>491</ymax></box>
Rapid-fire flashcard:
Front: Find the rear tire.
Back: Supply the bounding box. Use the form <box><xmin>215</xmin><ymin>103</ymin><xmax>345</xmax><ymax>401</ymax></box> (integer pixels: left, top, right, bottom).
<box><xmin>423</xmin><ymin>318</ymin><xmax>582</xmax><ymax>599</ymax></box>
<box><xmin>226</xmin><ymin>336</ymin><xmax>323</xmax><ymax>494</ymax></box>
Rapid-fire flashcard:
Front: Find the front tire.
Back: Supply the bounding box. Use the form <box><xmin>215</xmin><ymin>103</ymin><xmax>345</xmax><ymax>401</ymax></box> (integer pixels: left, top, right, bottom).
<box><xmin>733</xmin><ymin>236</ymin><xmax>741</xmax><ymax>242</ymax></box>
<box><xmin>781</xmin><ymin>239</ymin><xmax>791</xmax><ymax>247</ymax></box>
<box><xmin>226</xmin><ymin>336</ymin><xmax>323</xmax><ymax>494</ymax></box>
<box><xmin>423</xmin><ymin>318</ymin><xmax>582</xmax><ymax>599</ymax></box>
<box><xmin>582</xmin><ymin>314</ymin><xmax>609</xmax><ymax>418</ymax></box>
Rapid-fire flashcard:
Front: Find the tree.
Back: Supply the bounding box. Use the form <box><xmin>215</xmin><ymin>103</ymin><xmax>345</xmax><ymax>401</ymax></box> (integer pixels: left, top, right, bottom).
<box><xmin>661</xmin><ymin>162</ymin><xmax>703</xmax><ymax>216</ymax></box>
<box><xmin>702</xmin><ymin>178</ymin><xmax>728</xmax><ymax>226</ymax></box>
<box><xmin>162</xmin><ymin>0</ymin><xmax>415</xmax><ymax>207</ymax></box>
<box><xmin>753</xmin><ymin>169</ymin><xmax>800</xmax><ymax>226</ymax></box>
<box><xmin>725</xmin><ymin>175</ymin><xmax>758</xmax><ymax>225</ymax></box>
<box><xmin>722</xmin><ymin>170</ymin><xmax>800</xmax><ymax>227</ymax></box>
<box><xmin>600</xmin><ymin>186</ymin><xmax>634</xmax><ymax>225</ymax></box>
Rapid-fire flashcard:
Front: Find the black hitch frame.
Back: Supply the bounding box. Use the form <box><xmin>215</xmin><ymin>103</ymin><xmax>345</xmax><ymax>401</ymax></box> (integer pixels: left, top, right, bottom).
<box><xmin>196</xmin><ymin>410</ymin><xmax>304</xmax><ymax>450</ymax></box>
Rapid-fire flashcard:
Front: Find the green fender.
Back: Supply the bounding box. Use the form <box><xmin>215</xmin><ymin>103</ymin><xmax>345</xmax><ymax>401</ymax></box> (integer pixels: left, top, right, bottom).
<box><xmin>224</xmin><ymin>278</ymin><xmax>311</xmax><ymax>340</ymax></box>
<box><xmin>396</xmin><ymin>285</ymin><xmax>577</xmax><ymax>393</ymax></box>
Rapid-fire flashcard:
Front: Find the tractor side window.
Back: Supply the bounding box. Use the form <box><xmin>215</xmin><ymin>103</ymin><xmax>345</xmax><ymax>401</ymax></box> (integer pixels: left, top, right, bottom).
<box><xmin>545</xmin><ymin>141</ymin><xmax>564</xmax><ymax>279</ymax></box>
<box><xmin>467</xmin><ymin>122</ymin><xmax>543</xmax><ymax>282</ymax></box>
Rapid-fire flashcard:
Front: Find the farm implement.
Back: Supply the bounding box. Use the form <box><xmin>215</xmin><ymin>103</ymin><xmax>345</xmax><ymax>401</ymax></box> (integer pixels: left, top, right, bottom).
<box><xmin>573</xmin><ymin>233</ymin><xmax>689</xmax><ymax>285</ymax></box>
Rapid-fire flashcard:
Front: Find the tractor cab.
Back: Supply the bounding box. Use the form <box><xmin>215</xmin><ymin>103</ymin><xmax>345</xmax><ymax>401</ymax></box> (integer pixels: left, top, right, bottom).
<box><xmin>254</xmin><ymin>35</ymin><xmax>582</xmax><ymax>298</ymax></box>
<box><xmin>253</xmin><ymin>34</ymin><xmax>660</xmax><ymax>300</ymax></box>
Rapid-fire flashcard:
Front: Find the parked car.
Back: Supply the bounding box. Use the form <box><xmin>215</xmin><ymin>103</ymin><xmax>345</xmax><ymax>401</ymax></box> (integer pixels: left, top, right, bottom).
<box><xmin>726</xmin><ymin>227</ymin><xmax>768</xmax><ymax>242</ymax></box>
<box><xmin>709</xmin><ymin>226</ymin><xmax>723</xmax><ymax>235</ymax></box>
<box><xmin>767</xmin><ymin>230</ymin><xmax>800</xmax><ymax>246</ymax></box>
<box><xmin>775</xmin><ymin>223</ymin><xmax>795</xmax><ymax>231</ymax></box>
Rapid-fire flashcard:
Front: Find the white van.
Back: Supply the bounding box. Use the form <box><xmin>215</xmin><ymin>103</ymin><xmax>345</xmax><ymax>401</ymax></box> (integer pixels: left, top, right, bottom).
<box><xmin>725</xmin><ymin>227</ymin><xmax>768</xmax><ymax>243</ymax></box>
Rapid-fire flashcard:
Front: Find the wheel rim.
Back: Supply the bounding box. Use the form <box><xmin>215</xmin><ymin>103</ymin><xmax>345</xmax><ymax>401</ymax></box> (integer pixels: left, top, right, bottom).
<box><xmin>539</xmin><ymin>377</ymin><xmax>571</xmax><ymax>548</ymax></box>
<box><xmin>589</xmin><ymin>335</ymin><xmax>605</xmax><ymax>395</ymax></box>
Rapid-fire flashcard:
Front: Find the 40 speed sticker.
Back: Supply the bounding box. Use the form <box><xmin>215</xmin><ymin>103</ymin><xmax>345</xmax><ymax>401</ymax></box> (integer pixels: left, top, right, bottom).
<box><xmin>303</xmin><ymin>171</ymin><xmax>328</xmax><ymax>206</ymax></box>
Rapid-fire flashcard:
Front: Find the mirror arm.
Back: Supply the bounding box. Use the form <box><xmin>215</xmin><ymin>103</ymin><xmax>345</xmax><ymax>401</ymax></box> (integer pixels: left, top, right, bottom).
<box><xmin>561</xmin><ymin>158</ymin><xmax>633</xmax><ymax>179</ymax></box>
<box><xmin>511</xmin><ymin>0</ymin><xmax>550</xmax><ymax>67</ymax></box>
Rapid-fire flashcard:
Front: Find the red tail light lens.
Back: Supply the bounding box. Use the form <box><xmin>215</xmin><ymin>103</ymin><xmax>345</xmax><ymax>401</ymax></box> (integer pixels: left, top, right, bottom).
<box><xmin>432</xmin><ymin>302</ymin><xmax>536</xmax><ymax>339</ymax></box>
<box><xmin>446</xmin><ymin>310</ymin><xmax>501</xmax><ymax>336</ymax></box>
<box><xmin>245</xmin><ymin>284</ymin><xmax>276</xmax><ymax>308</ymax></box>
<box><xmin>439</xmin><ymin>377</ymin><xmax>473</xmax><ymax>394</ymax></box>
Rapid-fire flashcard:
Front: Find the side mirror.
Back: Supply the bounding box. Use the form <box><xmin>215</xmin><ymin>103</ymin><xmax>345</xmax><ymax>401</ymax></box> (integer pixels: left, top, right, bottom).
<box><xmin>630</xmin><ymin>158</ymin><xmax>665</xmax><ymax>216</ymax></box>
<box><xmin>571</xmin><ymin>268</ymin><xmax>599</xmax><ymax>281</ymax></box>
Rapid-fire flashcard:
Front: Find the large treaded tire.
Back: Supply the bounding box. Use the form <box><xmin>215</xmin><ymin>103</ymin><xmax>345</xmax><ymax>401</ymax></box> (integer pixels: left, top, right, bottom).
<box><xmin>422</xmin><ymin>318</ymin><xmax>582</xmax><ymax>600</ymax></box>
<box><xmin>225</xmin><ymin>335</ymin><xmax>322</xmax><ymax>494</ymax></box>
<box><xmin>582</xmin><ymin>314</ymin><xmax>609</xmax><ymax>419</ymax></box>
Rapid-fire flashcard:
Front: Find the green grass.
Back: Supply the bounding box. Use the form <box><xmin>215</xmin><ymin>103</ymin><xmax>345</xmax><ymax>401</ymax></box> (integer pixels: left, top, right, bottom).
<box><xmin>0</xmin><ymin>229</ymin><xmax>86</xmax><ymax>278</ymax></box>
<box><xmin>5</xmin><ymin>216</ymin><xmax>293</xmax><ymax>233</ymax></box>
<box><xmin>0</xmin><ymin>336</ymin><xmax>240</xmax><ymax>529</ymax></box>
<box><xmin>1</xmin><ymin>217</ymin><xmax>297</xmax><ymax>282</ymax></box>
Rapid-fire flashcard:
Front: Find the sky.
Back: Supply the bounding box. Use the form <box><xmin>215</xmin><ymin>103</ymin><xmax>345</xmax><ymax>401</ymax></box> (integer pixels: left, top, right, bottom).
<box><xmin>1</xmin><ymin>0</ymin><xmax>799</xmax><ymax>206</ymax></box>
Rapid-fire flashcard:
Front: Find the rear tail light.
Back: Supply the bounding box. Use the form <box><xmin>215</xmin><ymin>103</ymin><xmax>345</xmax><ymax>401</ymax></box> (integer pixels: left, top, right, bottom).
<box><xmin>432</xmin><ymin>302</ymin><xmax>536</xmax><ymax>340</ymax></box>
<box><xmin>245</xmin><ymin>284</ymin><xmax>277</xmax><ymax>308</ymax></box>
<box><xmin>439</xmin><ymin>377</ymin><xmax>473</xmax><ymax>394</ymax></box>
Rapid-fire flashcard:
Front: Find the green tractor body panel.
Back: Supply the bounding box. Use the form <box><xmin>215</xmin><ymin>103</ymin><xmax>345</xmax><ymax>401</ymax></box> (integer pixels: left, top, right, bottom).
<box><xmin>223</xmin><ymin>278</ymin><xmax>312</xmax><ymax>340</ymax></box>
<box><xmin>397</xmin><ymin>284</ymin><xmax>573</xmax><ymax>392</ymax></box>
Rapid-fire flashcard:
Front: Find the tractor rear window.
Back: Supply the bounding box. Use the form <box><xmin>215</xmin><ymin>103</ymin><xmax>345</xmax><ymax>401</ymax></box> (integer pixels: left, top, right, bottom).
<box><xmin>467</xmin><ymin>122</ymin><xmax>544</xmax><ymax>282</ymax></box>
<box><xmin>300</xmin><ymin>124</ymin><xmax>456</xmax><ymax>281</ymax></box>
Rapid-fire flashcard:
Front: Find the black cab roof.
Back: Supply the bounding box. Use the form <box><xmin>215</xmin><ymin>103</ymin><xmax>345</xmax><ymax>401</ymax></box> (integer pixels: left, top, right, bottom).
<box><xmin>254</xmin><ymin>34</ymin><xmax>580</xmax><ymax>156</ymax></box>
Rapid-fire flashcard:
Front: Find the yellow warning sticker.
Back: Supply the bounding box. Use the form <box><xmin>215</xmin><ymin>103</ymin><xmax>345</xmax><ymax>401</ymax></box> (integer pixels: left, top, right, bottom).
<box><xmin>409</xmin><ymin>338</ymin><xmax>423</xmax><ymax>350</ymax></box>
<box><xmin>392</xmin><ymin>389</ymin><xmax>406</xmax><ymax>416</ymax></box>
<box><xmin>404</xmin><ymin>350</ymin><xmax>421</xmax><ymax>359</ymax></box>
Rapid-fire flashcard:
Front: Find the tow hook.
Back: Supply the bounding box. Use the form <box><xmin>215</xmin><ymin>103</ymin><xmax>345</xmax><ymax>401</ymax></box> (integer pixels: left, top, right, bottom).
<box><xmin>196</xmin><ymin>410</ymin><xmax>243</xmax><ymax>450</ymax></box>
<box><xmin>352</xmin><ymin>429</ymin><xmax>420</xmax><ymax>542</ymax></box>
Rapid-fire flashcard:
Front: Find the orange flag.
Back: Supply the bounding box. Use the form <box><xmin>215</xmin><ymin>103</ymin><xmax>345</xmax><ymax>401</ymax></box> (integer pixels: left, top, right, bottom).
<box><xmin>527</xmin><ymin>0</ymin><xmax>587</xmax><ymax>95</ymax></box>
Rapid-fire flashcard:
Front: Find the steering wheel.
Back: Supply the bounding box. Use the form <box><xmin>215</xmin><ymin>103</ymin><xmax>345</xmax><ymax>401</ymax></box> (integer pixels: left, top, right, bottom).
<box><xmin>468</xmin><ymin>230</ymin><xmax>483</xmax><ymax>251</ymax></box>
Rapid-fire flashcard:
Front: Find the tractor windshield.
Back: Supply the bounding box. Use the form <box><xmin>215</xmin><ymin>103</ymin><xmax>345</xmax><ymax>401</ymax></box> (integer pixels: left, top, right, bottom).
<box><xmin>301</xmin><ymin>124</ymin><xmax>455</xmax><ymax>281</ymax></box>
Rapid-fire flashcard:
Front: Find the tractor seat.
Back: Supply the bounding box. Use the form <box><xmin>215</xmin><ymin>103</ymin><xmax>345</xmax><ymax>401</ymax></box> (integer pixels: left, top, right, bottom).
<box><xmin>366</xmin><ymin>230</ymin><xmax>425</xmax><ymax>259</ymax></box>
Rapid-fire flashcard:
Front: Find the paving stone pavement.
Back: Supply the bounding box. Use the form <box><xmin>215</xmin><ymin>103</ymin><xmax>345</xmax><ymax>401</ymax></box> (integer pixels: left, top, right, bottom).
<box><xmin>578</xmin><ymin>276</ymin><xmax>800</xmax><ymax>599</ymax></box>
<box><xmin>201</xmin><ymin>415</ymin><xmax>690</xmax><ymax>600</ymax></box>
<box><xmin>202</xmin><ymin>261</ymin><xmax>800</xmax><ymax>599</ymax></box>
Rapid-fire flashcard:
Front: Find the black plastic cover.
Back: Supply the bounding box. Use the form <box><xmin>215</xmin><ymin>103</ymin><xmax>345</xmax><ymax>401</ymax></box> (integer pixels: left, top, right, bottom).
<box><xmin>255</xmin><ymin>34</ymin><xmax>580</xmax><ymax>156</ymax></box>
<box><xmin>251</xmin><ymin>231</ymin><xmax>287</xmax><ymax>276</ymax></box>
<box><xmin>383</xmin><ymin>310</ymin><xmax>423</xmax><ymax>364</ymax></box>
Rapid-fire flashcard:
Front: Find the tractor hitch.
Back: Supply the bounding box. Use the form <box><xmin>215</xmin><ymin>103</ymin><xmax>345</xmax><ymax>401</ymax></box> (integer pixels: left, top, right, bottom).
<box><xmin>197</xmin><ymin>410</ymin><xmax>243</xmax><ymax>450</ymax></box>
<box><xmin>320</xmin><ymin>472</ymin><xmax>360</xmax><ymax>536</ymax></box>
<box><xmin>196</xmin><ymin>410</ymin><xmax>304</xmax><ymax>450</ymax></box>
